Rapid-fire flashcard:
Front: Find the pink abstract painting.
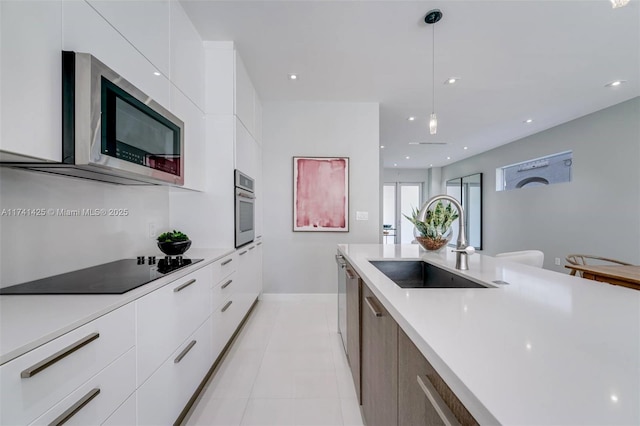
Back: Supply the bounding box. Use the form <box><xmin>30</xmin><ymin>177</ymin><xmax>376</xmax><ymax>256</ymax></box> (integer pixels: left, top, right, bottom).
<box><xmin>293</xmin><ymin>157</ymin><xmax>349</xmax><ymax>232</ymax></box>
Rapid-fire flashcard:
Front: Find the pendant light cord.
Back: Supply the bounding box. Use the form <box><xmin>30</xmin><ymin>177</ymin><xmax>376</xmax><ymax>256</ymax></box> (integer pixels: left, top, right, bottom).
<box><xmin>432</xmin><ymin>23</ymin><xmax>435</xmax><ymax>113</ymax></box>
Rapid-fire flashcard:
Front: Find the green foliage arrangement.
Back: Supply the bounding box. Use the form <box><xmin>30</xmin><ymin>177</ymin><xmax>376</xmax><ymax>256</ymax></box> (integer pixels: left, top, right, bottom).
<box><xmin>157</xmin><ymin>230</ymin><xmax>190</xmax><ymax>243</ymax></box>
<box><xmin>404</xmin><ymin>201</ymin><xmax>459</xmax><ymax>240</ymax></box>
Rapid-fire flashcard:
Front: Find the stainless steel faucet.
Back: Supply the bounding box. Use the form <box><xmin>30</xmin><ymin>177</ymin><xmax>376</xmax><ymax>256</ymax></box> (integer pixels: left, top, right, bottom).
<box><xmin>417</xmin><ymin>194</ymin><xmax>475</xmax><ymax>270</ymax></box>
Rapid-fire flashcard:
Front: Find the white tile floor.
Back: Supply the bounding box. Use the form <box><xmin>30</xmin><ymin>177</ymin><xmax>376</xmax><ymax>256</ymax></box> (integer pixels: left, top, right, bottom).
<box><xmin>185</xmin><ymin>298</ymin><xmax>364</xmax><ymax>426</ymax></box>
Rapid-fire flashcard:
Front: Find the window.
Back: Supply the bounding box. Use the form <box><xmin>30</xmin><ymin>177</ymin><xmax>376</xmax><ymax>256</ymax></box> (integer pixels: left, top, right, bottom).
<box><xmin>496</xmin><ymin>151</ymin><xmax>572</xmax><ymax>192</ymax></box>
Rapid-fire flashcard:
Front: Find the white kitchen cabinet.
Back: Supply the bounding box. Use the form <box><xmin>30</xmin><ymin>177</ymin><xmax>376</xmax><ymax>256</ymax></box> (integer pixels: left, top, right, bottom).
<box><xmin>171</xmin><ymin>86</ymin><xmax>206</xmax><ymax>191</ymax></box>
<box><xmin>235</xmin><ymin>117</ymin><xmax>257</xmax><ymax>178</ymax></box>
<box><xmin>102</xmin><ymin>392</ymin><xmax>136</xmax><ymax>426</ymax></box>
<box><xmin>136</xmin><ymin>264</ymin><xmax>212</xmax><ymax>387</ymax></box>
<box><xmin>29</xmin><ymin>349</ymin><xmax>136</xmax><ymax>426</ymax></box>
<box><xmin>235</xmin><ymin>54</ymin><xmax>256</xmax><ymax>137</ymax></box>
<box><xmin>86</xmin><ymin>0</ymin><xmax>171</xmax><ymax>77</ymax></box>
<box><xmin>170</xmin><ymin>0</ymin><xmax>205</xmax><ymax>111</ymax></box>
<box><xmin>0</xmin><ymin>0</ymin><xmax>62</xmax><ymax>162</ymax></box>
<box><xmin>203</xmin><ymin>43</ymin><xmax>263</xmax><ymax>141</ymax></box>
<box><xmin>0</xmin><ymin>304</ymin><xmax>135</xmax><ymax>425</ymax></box>
<box><xmin>254</xmin><ymin>97</ymin><xmax>263</xmax><ymax>145</ymax></box>
<box><xmin>137</xmin><ymin>318</ymin><xmax>213</xmax><ymax>426</ymax></box>
<box><xmin>203</xmin><ymin>41</ymin><xmax>235</xmax><ymax>115</ymax></box>
<box><xmin>237</xmin><ymin>242</ymin><xmax>261</xmax><ymax>305</ymax></box>
<box><xmin>62</xmin><ymin>0</ymin><xmax>171</xmax><ymax>109</ymax></box>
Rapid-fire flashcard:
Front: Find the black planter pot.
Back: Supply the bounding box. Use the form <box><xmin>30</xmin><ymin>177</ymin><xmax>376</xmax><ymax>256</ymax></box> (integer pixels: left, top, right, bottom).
<box><xmin>157</xmin><ymin>240</ymin><xmax>192</xmax><ymax>255</ymax></box>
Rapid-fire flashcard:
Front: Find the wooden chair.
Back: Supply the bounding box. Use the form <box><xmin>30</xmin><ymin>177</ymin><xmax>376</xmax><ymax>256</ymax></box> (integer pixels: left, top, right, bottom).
<box><xmin>565</xmin><ymin>254</ymin><xmax>633</xmax><ymax>277</ymax></box>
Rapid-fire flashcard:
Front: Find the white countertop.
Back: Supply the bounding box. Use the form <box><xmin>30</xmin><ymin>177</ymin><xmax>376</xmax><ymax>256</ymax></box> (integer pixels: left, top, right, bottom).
<box><xmin>0</xmin><ymin>248</ymin><xmax>234</xmax><ymax>365</ymax></box>
<box><xmin>338</xmin><ymin>244</ymin><xmax>640</xmax><ymax>426</ymax></box>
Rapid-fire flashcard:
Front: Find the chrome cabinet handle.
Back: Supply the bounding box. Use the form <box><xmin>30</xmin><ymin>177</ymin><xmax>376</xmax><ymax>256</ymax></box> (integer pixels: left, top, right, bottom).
<box><xmin>174</xmin><ymin>278</ymin><xmax>196</xmax><ymax>293</ymax></box>
<box><xmin>239</xmin><ymin>250</ymin><xmax>248</xmax><ymax>256</ymax></box>
<box><xmin>364</xmin><ymin>296</ymin><xmax>382</xmax><ymax>317</ymax></box>
<box><xmin>174</xmin><ymin>340</ymin><xmax>197</xmax><ymax>364</ymax></box>
<box><xmin>21</xmin><ymin>333</ymin><xmax>100</xmax><ymax>378</ymax></box>
<box><xmin>248</xmin><ymin>246</ymin><xmax>255</xmax><ymax>251</ymax></box>
<box><xmin>345</xmin><ymin>268</ymin><xmax>356</xmax><ymax>280</ymax></box>
<box><xmin>221</xmin><ymin>258</ymin><xmax>233</xmax><ymax>266</ymax></box>
<box><xmin>221</xmin><ymin>279</ymin><xmax>233</xmax><ymax>289</ymax></box>
<box><xmin>48</xmin><ymin>387</ymin><xmax>100</xmax><ymax>426</ymax></box>
<box><xmin>257</xmin><ymin>242</ymin><xmax>263</xmax><ymax>246</ymax></box>
<box><xmin>416</xmin><ymin>375</ymin><xmax>460</xmax><ymax>426</ymax></box>
<box><xmin>221</xmin><ymin>301</ymin><xmax>233</xmax><ymax>312</ymax></box>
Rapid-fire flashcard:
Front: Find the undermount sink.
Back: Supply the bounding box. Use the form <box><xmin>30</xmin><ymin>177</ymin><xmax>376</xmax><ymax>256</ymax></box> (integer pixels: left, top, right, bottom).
<box><xmin>369</xmin><ymin>260</ymin><xmax>490</xmax><ymax>289</ymax></box>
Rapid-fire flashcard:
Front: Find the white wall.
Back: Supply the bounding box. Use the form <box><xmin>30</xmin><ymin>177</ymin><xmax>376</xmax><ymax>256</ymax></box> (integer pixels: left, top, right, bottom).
<box><xmin>0</xmin><ymin>168</ymin><xmax>170</xmax><ymax>287</ymax></box>
<box><xmin>262</xmin><ymin>102</ymin><xmax>380</xmax><ymax>293</ymax></box>
<box><xmin>440</xmin><ymin>97</ymin><xmax>640</xmax><ymax>271</ymax></box>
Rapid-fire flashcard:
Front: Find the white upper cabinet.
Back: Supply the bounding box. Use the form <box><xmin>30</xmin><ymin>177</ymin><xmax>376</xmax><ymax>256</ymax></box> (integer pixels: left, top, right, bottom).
<box><xmin>172</xmin><ymin>87</ymin><xmax>205</xmax><ymax>191</ymax></box>
<box><xmin>86</xmin><ymin>0</ymin><xmax>171</xmax><ymax>77</ymax></box>
<box><xmin>234</xmin><ymin>55</ymin><xmax>256</xmax><ymax>138</ymax></box>
<box><xmin>204</xmin><ymin>44</ymin><xmax>262</xmax><ymax>142</ymax></box>
<box><xmin>170</xmin><ymin>1</ymin><xmax>205</xmax><ymax>111</ymax></box>
<box><xmin>204</xmin><ymin>42</ymin><xmax>235</xmax><ymax>115</ymax></box>
<box><xmin>254</xmin><ymin>97</ymin><xmax>263</xmax><ymax>145</ymax></box>
<box><xmin>62</xmin><ymin>0</ymin><xmax>171</xmax><ymax>109</ymax></box>
<box><xmin>0</xmin><ymin>0</ymin><xmax>62</xmax><ymax>162</ymax></box>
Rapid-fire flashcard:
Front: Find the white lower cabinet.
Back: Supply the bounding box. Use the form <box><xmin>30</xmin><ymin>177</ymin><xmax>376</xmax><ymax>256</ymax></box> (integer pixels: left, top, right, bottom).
<box><xmin>0</xmin><ymin>304</ymin><xmax>135</xmax><ymax>426</ymax></box>
<box><xmin>136</xmin><ymin>264</ymin><xmax>213</xmax><ymax>386</ymax></box>
<box><xmin>30</xmin><ymin>349</ymin><xmax>136</xmax><ymax>425</ymax></box>
<box><xmin>3</xmin><ymin>254</ymin><xmax>260</xmax><ymax>426</ymax></box>
<box><xmin>103</xmin><ymin>393</ymin><xmax>137</xmax><ymax>426</ymax></box>
<box><xmin>136</xmin><ymin>318</ymin><xmax>212</xmax><ymax>425</ymax></box>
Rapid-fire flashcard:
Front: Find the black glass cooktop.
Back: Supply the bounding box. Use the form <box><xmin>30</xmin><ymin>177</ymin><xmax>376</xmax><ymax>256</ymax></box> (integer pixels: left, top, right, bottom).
<box><xmin>0</xmin><ymin>257</ymin><xmax>203</xmax><ymax>295</ymax></box>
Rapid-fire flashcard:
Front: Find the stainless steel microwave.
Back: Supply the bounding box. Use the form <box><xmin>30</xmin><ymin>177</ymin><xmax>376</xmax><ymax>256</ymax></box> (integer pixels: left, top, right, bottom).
<box><xmin>1</xmin><ymin>51</ymin><xmax>185</xmax><ymax>186</ymax></box>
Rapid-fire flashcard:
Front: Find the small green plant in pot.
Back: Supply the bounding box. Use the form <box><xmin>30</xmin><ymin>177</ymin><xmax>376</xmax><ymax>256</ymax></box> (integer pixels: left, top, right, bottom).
<box><xmin>157</xmin><ymin>230</ymin><xmax>192</xmax><ymax>255</ymax></box>
<box><xmin>404</xmin><ymin>201</ymin><xmax>459</xmax><ymax>251</ymax></box>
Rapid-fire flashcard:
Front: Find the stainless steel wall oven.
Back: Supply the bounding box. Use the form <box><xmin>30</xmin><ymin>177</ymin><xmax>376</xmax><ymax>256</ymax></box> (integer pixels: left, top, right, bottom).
<box><xmin>235</xmin><ymin>170</ymin><xmax>255</xmax><ymax>248</ymax></box>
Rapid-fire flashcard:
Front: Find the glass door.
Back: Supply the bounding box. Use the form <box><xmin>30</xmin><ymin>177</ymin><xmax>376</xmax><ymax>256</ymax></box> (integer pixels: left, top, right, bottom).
<box><xmin>383</xmin><ymin>183</ymin><xmax>422</xmax><ymax>244</ymax></box>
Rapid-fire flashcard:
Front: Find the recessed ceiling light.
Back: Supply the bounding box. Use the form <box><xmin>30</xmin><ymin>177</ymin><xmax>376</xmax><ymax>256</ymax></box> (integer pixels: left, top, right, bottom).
<box><xmin>610</xmin><ymin>394</ymin><xmax>619</xmax><ymax>402</ymax></box>
<box><xmin>288</xmin><ymin>73</ymin><xmax>298</xmax><ymax>80</ymax></box>
<box><xmin>447</xmin><ymin>156</ymin><xmax>451</xmax><ymax>160</ymax></box>
<box><xmin>380</xmin><ymin>145</ymin><xmax>385</xmax><ymax>149</ymax></box>
<box><xmin>605</xmin><ymin>80</ymin><xmax>626</xmax><ymax>87</ymax></box>
<box><xmin>463</xmin><ymin>146</ymin><xmax>468</xmax><ymax>150</ymax></box>
<box><xmin>444</xmin><ymin>77</ymin><xmax>459</xmax><ymax>85</ymax></box>
<box><xmin>393</xmin><ymin>163</ymin><xmax>398</xmax><ymax>167</ymax></box>
<box><xmin>405</xmin><ymin>156</ymin><xmax>410</xmax><ymax>159</ymax></box>
<box><xmin>429</xmin><ymin>164</ymin><xmax>433</xmax><ymax>167</ymax></box>
<box><xmin>153</xmin><ymin>71</ymin><xmax>161</xmax><ymax>76</ymax></box>
<box><xmin>407</xmin><ymin>116</ymin><xmax>416</xmax><ymax>121</ymax></box>
<box><xmin>524</xmin><ymin>119</ymin><xmax>533</xmax><ymax>124</ymax></box>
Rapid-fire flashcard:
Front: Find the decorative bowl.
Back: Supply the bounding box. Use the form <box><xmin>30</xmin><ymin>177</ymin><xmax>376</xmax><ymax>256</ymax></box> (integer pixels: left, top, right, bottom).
<box><xmin>414</xmin><ymin>227</ymin><xmax>452</xmax><ymax>252</ymax></box>
<box><xmin>157</xmin><ymin>240</ymin><xmax>191</xmax><ymax>255</ymax></box>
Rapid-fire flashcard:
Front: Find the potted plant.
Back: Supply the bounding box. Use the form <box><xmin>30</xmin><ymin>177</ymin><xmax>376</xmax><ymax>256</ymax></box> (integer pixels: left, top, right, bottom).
<box><xmin>404</xmin><ymin>201</ymin><xmax>459</xmax><ymax>251</ymax></box>
<box><xmin>157</xmin><ymin>230</ymin><xmax>192</xmax><ymax>255</ymax></box>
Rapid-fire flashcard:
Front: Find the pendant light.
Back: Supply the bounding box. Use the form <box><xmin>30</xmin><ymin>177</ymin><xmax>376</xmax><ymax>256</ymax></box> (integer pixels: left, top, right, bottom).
<box><xmin>610</xmin><ymin>0</ymin><xmax>630</xmax><ymax>8</ymax></box>
<box><xmin>425</xmin><ymin>9</ymin><xmax>442</xmax><ymax>135</ymax></box>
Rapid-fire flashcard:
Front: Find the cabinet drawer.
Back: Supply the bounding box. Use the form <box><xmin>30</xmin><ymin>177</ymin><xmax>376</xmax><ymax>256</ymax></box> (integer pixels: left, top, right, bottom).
<box><xmin>211</xmin><ymin>253</ymin><xmax>237</xmax><ymax>285</ymax></box>
<box><xmin>30</xmin><ymin>348</ymin><xmax>135</xmax><ymax>426</ymax></box>
<box><xmin>212</xmin><ymin>271</ymin><xmax>237</xmax><ymax>310</ymax></box>
<box><xmin>136</xmin><ymin>264</ymin><xmax>212</xmax><ymax>386</ymax></box>
<box><xmin>102</xmin><ymin>392</ymin><xmax>136</xmax><ymax>426</ymax></box>
<box><xmin>137</xmin><ymin>318</ymin><xmax>213</xmax><ymax>426</ymax></box>
<box><xmin>0</xmin><ymin>304</ymin><xmax>134</xmax><ymax>425</ymax></box>
<box><xmin>211</xmin><ymin>294</ymin><xmax>252</xmax><ymax>360</ymax></box>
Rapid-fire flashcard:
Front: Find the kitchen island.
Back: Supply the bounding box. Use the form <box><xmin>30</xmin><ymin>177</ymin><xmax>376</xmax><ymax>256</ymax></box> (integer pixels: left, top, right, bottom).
<box><xmin>339</xmin><ymin>244</ymin><xmax>640</xmax><ymax>425</ymax></box>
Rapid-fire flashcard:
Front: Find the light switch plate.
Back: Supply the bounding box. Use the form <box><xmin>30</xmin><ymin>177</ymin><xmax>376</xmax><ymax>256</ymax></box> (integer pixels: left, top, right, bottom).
<box><xmin>356</xmin><ymin>211</ymin><xmax>369</xmax><ymax>221</ymax></box>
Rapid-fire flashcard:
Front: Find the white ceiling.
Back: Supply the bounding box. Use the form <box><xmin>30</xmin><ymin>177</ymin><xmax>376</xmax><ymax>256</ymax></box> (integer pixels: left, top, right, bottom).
<box><xmin>182</xmin><ymin>0</ymin><xmax>640</xmax><ymax>169</ymax></box>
